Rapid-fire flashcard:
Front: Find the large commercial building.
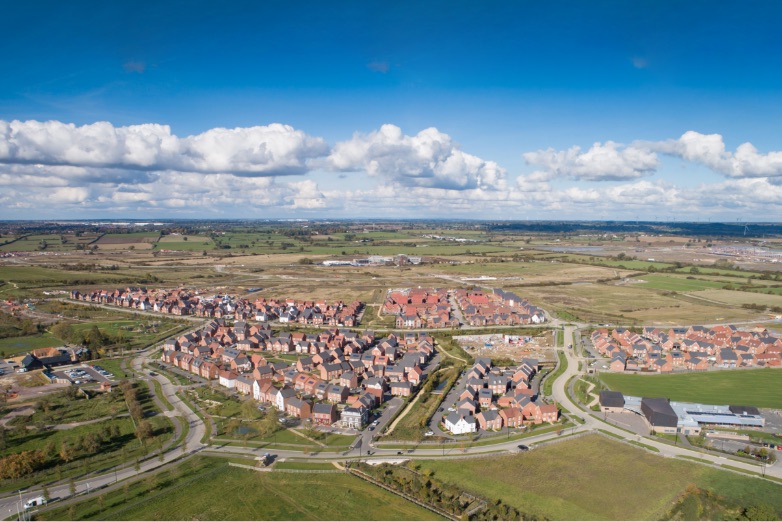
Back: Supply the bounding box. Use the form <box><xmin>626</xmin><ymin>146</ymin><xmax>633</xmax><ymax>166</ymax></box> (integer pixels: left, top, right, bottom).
<box><xmin>600</xmin><ymin>393</ymin><xmax>765</xmax><ymax>436</ymax></box>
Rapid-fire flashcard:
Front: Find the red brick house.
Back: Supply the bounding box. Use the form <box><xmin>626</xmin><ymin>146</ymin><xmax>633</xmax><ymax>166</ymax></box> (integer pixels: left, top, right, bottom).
<box><xmin>499</xmin><ymin>407</ymin><xmax>524</xmax><ymax>428</ymax></box>
<box><xmin>538</xmin><ymin>403</ymin><xmax>560</xmax><ymax>423</ymax></box>
<box><xmin>285</xmin><ymin>398</ymin><xmax>312</xmax><ymax>419</ymax></box>
<box><xmin>312</xmin><ymin>403</ymin><xmax>337</xmax><ymax>425</ymax></box>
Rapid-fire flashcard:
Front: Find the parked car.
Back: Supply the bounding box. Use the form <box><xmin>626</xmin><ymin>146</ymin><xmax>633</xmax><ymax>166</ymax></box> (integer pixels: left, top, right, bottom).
<box><xmin>424</xmin><ymin>431</ymin><xmax>434</xmax><ymax>437</ymax></box>
<box><xmin>517</xmin><ymin>445</ymin><xmax>530</xmax><ymax>451</ymax></box>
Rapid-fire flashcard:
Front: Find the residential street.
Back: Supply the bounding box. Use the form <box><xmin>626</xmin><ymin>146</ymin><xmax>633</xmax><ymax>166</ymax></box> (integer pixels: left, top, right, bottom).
<box><xmin>3</xmin><ymin>322</ymin><xmax>780</xmax><ymax>520</ymax></box>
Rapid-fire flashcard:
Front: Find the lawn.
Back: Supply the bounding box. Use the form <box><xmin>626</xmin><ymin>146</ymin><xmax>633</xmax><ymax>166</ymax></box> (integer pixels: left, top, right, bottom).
<box><xmin>39</xmin><ymin>457</ymin><xmax>438</xmax><ymax>520</ymax></box>
<box><xmin>0</xmin><ymin>333</ymin><xmax>64</xmax><ymax>355</ymax></box>
<box><xmin>599</xmin><ymin>368</ymin><xmax>782</xmax><ymax>409</ymax></box>
<box><xmin>420</xmin><ymin>435</ymin><xmax>782</xmax><ymax>521</ymax></box>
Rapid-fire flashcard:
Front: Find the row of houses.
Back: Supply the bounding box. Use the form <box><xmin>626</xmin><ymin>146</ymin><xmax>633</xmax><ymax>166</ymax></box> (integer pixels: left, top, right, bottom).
<box><xmin>383</xmin><ymin>288</ymin><xmax>459</xmax><ymax>329</ymax></box>
<box><xmin>452</xmin><ymin>288</ymin><xmax>546</xmax><ymax>327</ymax></box>
<box><xmin>160</xmin><ymin>327</ymin><xmax>436</xmax><ymax>428</ymax></box>
<box><xmin>443</xmin><ymin>357</ymin><xmax>559</xmax><ymax>434</ymax></box>
<box><xmin>69</xmin><ymin>288</ymin><xmax>363</xmax><ymax>326</ymax></box>
<box><xmin>592</xmin><ymin>325</ymin><xmax>782</xmax><ymax>372</ymax></box>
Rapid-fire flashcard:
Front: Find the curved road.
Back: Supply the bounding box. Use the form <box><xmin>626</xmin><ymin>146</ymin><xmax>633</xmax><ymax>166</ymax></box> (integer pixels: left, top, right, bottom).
<box><xmin>2</xmin><ymin>323</ymin><xmax>779</xmax><ymax>519</ymax></box>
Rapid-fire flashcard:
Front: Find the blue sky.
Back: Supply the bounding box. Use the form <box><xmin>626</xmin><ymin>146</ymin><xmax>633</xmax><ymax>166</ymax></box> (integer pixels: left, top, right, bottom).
<box><xmin>2</xmin><ymin>1</ymin><xmax>782</xmax><ymax>219</ymax></box>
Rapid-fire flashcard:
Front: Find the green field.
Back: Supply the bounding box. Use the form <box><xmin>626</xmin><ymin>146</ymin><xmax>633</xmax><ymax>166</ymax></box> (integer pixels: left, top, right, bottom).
<box><xmin>600</xmin><ymin>368</ymin><xmax>782</xmax><ymax>409</ymax></box>
<box><xmin>521</xmin><ymin>283</ymin><xmax>761</xmax><ymax>325</ymax></box>
<box><xmin>40</xmin><ymin>458</ymin><xmax>438</xmax><ymax>520</ymax></box>
<box><xmin>0</xmin><ymin>333</ymin><xmax>63</xmax><ymax>355</ymax></box>
<box><xmin>421</xmin><ymin>435</ymin><xmax>782</xmax><ymax>521</ymax></box>
<box><xmin>637</xmin><ymin>274</ymin><xmax>729</xmax><ymax>292</ymax></box>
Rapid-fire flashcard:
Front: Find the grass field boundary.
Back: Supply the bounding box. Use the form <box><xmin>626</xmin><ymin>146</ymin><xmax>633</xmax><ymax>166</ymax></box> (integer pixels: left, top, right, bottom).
<box><xmin>676</xmin><ymin>455</ymin><xmax>712</xmax><ymax>464</ymax></box>
<box><xmin>626</xmin><ymin>440</ymin><xmax>660</xmax><ymax>453</ymax></box>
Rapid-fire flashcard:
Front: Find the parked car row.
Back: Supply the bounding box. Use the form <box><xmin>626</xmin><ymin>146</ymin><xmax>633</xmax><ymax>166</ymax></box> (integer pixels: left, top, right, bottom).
<box><xmin>90</xmin><ymin>365</ymin><xmax>115</xmax><ymax>379</ymax></box>
<box><xmin>65</xmin><ymin>368</ymin><xmax>93</xmax><ymax>384</ymax></box>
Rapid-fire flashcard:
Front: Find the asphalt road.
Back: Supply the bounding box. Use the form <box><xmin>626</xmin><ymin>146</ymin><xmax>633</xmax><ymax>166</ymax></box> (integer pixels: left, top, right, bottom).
<box><xmin>3</xmin><ymin>320</ymin><xmax>781</xmax><ymax>520</ymax></box>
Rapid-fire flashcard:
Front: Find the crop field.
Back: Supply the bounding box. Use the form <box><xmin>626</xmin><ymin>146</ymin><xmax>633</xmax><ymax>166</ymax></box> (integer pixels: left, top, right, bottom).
<box><xmin>0</xmin><ymin>234</ymin><xmax>105</xmax><ymax>253</ymax></box>
<box><xmin>39</xmin><ymin>458</ymin><xmax>438</xmax><ymax>521</ymax></box>
<box><xmin>688</xmin><ymin>288</ymin><xmax>782</xmax><ymax>308</ymax></box>
<box><xmin>599</xmin><ymin>368</ymin><xmax>782</xmax><ymax>408</ymax></box>
<box><xmin>427</xmin><ymin>260</ymin><xmax>628</xmax><ymax>283</ymax></box>
<box><xmin>636</xmin><ymin>274</ymin><xmax>730</xmax><ymax>292</ymax></box>
<box><xmin>421</xmin><ymin>435</ymin><xmax>782</xmax><ymax>521</ymax></box>
<box><xmin>155</xmin><ymin>234</ymin><xmax>215</xmax><ymax>251</ymax></box>
<box><xmin>521</xmin><ymin>283</ymin><xmax>760</xmax><ymax>325</ymax></box>
<box><xmin>95</xmin><ymin>233</ymin><xmax>160</xmax><ymax>250</ymax></box>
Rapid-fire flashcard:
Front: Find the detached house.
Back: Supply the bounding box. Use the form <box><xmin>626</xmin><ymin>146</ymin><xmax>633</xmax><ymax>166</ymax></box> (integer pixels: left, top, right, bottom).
<box><xmin>444</xmin><ymin>411</ymin><xmax>477</xmax><ymax>435</ymax></box>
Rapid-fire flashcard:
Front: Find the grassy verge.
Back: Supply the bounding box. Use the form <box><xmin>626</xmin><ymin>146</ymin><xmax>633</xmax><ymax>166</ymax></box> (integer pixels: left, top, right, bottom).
<box><xmin>39</xmin><ymin>457</ymin><xmax>435</xmax><ymax>521</ymax></box>
<box><xmin>541</xmin><ymin>350</ymin><xmax>567</xmax><ymax>397</ymax></box>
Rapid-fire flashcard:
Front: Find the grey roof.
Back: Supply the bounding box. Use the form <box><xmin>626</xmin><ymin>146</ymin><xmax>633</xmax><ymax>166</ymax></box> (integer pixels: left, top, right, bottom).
<box><xmin>313</xmin><ymin>403</ymin><xmax>335</xmax><ymax>415</ymax></box>
<box><xmin>599</xmin><ymin>390</ymin><xmax>625</xmax><ymax>408</ymax></box>
<box><xmin>641</xmin><ymin>397</ymin><xmax>678</xmax><ymax>428</ymax></box>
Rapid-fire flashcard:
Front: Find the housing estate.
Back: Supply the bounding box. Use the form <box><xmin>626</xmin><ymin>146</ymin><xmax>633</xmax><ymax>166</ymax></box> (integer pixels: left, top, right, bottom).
<box><xmin>592</xmin><ymin>325</ymin><xmax>782</xmax><ymax>372</ymax></box>
<box><xmin>443</xmin><ymin>357</ymin><xmax>559</xmax><ymax>435</ymax></box>
<box><xmin>159</xmin><ymin>322</ymin><xmax>434</xmax><ymax>429</ymax></box>
<box><xmin>70</xmin><ymin>288</ymin><xmax>363</xmax><ymax>326</ymax></box>
<box><xmin>383</xmin><ymin>287</ymin><xmax>459</xmax><ymax>329</ymax></box>
<box><xmin>453</xmin><ymin>288</ymin><xmax>546</xmax><ymax>326</ymax></box>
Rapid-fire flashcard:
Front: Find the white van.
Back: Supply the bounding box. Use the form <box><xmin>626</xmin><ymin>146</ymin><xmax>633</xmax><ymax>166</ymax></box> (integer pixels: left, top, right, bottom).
<box><xmin>24</xmin><ymin>496</ymin><xmax>46</xmax><ymax>509</ymax></box>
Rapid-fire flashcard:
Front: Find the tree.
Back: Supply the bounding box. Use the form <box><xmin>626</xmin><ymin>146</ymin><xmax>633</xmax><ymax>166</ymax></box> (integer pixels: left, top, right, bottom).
<box><xmin>59</xmin><ymin>441</ymin><xmax>74</xmax><ymax>463</ymax></box>
<box><xmin>69</xmin><ymin>477</ymin><xmax>76</xmax><ymax>496</ymax></box>
<box><xmin>42</xmin><ymin>485</ymin><xmax>50</xmax><ymax>502</ymax></box>
<box><xmin>135</xmin><ymin>420</ymin><xmax>153</xmax><ymax>443</ymax></box>
<box><xmin>241</xmin><ymin>399</ymin><xmax>260</xmax><ymax>420</ymax></box>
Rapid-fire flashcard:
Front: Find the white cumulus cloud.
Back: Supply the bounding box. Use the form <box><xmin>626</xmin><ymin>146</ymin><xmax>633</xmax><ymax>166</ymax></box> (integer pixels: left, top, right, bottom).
<box><xmin>523</xmin><ymin>141</ymin><xmax>659</xmax><ymax>182</ymax></box>
<box><xmin>650</xmin><ymin>131</ymin><xmax>782</xmax><ymax>179</ymax></box>
<box><xmin>327</xmin><ymin>124</ymin><xmax>507</xmax><ymax>190</ymax></box>
<box><xmin>0</xmin><ymin>120</ymin><xmax>328</xmax><ymax>177</ymax></box>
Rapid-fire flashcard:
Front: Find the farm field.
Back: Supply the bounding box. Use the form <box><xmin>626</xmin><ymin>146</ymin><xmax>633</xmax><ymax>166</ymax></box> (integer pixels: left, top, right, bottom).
<box><xmin>636</xmin><ymin>274</ymin><xmax>730</xmax><ymax>292</ymax></box>
<box><xmin>599</xmin><ymin>368</ymin><xmax>782</xmax><ymax>409</ymax></box>
<box><xmin>521</xmin><ymin>283</ymin><xmax>760</xmax><ymax>325</ymax></box>
<box><xmin>688</xmin><ymin>288</ymin><xmax>782</xmax><ymax>308</ymax></box>
<box><xmin>421</xmin><ymin>435</ymin><xmax>782</xmax><ymax>521</ymax></box>
<box><xmin>39</xmin><ymin>458</ymin><xmax>439</xmax><ymax>521</ymax></box>
<box><xmin>426</xmin><ymin>260</ymin><xmax>629</xmax><ymax>283</ymax></box>
<box><xmin>95</xmin><ymin>233</ymin><xmax>160</xmax><ymax>250</ymax></box>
